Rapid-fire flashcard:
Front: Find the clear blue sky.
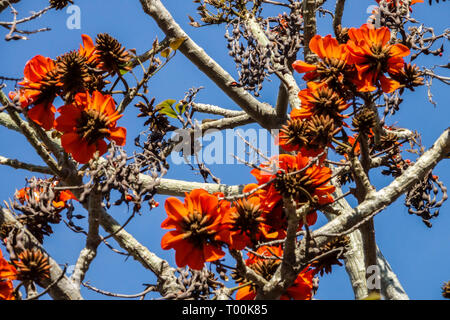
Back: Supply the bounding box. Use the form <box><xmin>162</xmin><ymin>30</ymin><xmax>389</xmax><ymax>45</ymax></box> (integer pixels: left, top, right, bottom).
<box><xmin>0</xmin><ymin>0</ymin><xmax>448</xmax><ymax>300</ymax></box>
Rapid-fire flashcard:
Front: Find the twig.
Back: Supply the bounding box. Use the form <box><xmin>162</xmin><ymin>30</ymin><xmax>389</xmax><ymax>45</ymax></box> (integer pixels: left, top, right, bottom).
<box><xmin>82</xmin><ymin>282</ymin><xmax>156</xmax><ymax>299</ymax></box>
<box><xmin>26</xmin><ymin>265</ymin><xmax>68</xmax><ymax>300</ymax></box>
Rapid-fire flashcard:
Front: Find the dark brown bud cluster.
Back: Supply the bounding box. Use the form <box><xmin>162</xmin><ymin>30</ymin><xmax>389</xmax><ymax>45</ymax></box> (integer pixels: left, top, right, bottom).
<box><xmin>442</xmin><ymin>281</ymin><xmax>450</xmax><ymax>299</ymax></box>
<box><xmin>281</xmin><ymin>115</ymin><xmax>340</xmax><ymax>152</ymax></box>
<box><xmin>265</xmin><ymin>9</ymin><xmax>304</xmax><ymax>67</ymax></box>
<box><xmin>312</xmin><ymin>236</ymin><xmax>350</xmax><ymax>276</ymax></box>
<box><xmin>191</xmin><ymin>0</ymin><xmax>262</xmax><ymax>26</ymax></box>
<box><xmin>82</xmin><ymin>144</ymin><xmax>162</xmax><ymax>214</ymax></box>
<box><xmin>13</xmin><ymin>249</ymin><xmax>51</xmax><ymax>283</ymax></box>
<box><xmin>405</xmin><ymin>170</ymin><xmax>448</xmax><ymax>227</ymax></box>
<box><xmin>274</xmin><ymin>171</ymin><xmax>318</xmax><ymax>205</ymax></box>
<box><xmin>136</xmin><ymin>99</ymin><xmax>175</xmax><ymax>133</ymax></box>
<box><xmin>95</xmin><ymin>33</ymin><xmax>132</xmax><ymax>76</ymax></box>
<box><xmin>49</xmin><ymin>0</ymin><xmax>74</xmax><ymax>10</ymax></box>
<box><xmin>8</xmin><ymin>178</ymin><xmax>74</xmax><ymax>243</ymax></box>
<box><xmin>163</xmin><ymin>267</ymin><xmax>220</xmax><ymax>300</ymax></box>
<box><xmin>225</xmin><ymin>20</ymin><xmax>274</xmax><ymax>96</ymax></box>
<box><xmin>391</xmin><ymin>63</ymin><xmax>425</xmax><ymax>93</ymax></box>
<box><xmin>56</xmin><ymin>51</ymin><xmax>94</xmax><ymax>101</ymax></box>
<box><xmin>230</xmin><ymin>199</ymin><xmax>265</xmax><ymax>246</ymax></box>
<box><xmin>352</xmin><ymin>108</ymin><xmax>378</xmax><ymax>134</ymax></box>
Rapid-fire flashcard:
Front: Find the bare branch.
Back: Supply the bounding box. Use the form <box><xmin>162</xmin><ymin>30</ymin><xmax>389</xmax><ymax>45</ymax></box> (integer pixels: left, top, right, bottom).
<box><xmin>0</xmin><ymin>155</ymin><xmax>53</xmax><ymax>174</ymax></box>
<box><xmin>0</xmin><ymin>207</ymin><xmax>83</xmax><ymax>300</ymax></box>
<box><xmin>138</xmin><ymin>0</ymin><xmax>278</xmax><ymax>130</ymax></box>
<box><xmin>70</xmin><ymin>191</ymin><xmax>103</xmax><ymax>288</ymax></box>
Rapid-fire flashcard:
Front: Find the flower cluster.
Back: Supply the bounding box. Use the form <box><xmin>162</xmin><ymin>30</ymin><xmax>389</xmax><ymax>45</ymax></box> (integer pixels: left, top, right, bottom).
<box><xmin>233</xmin><ymin>246</ymin><xmax>316</xmax><ymax>300</ymax></box>
<box><xmin>161</xmin><ymin>151</ymin><xmax>336</xmax><ymax>272</ymax></box>
<box><xmin>280</xmin><ymin>24</ymin><xmax>420</xmax><ymax>156</ymax></box>
<box><xmin>294</xmin><ymin>24</ymin><xmax>412</xmax><ymax>94</ymax></box>
<box><xmin>160</xmin><ymin>149</ymin><xmax>335</xmax><ymax>300</ymax></box>
<box><xmin>13</xmin><ymin>179</ymin><xmax>78</xmax><ymax>242</ymax></box>
<box><xmin>10</xmin><ymin>34</ymin><xmax>129</xmax><ymax>163</ymax></box>
<box><xmin>15</xmin><ymin>181</ymin><xmax>77</xmax><ymax>211</ymax></box>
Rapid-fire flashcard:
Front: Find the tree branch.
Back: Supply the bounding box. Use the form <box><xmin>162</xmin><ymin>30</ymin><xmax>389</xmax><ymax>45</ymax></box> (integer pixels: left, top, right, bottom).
<box><xmin>192</xmin><ymin>103</ymin><xmax>246</xmax><ymax>118</ymax></box>
<box><xmin>333</xmin><ymin>0</ymin><xmax>346</xmax><ymax>36</ymax></box>
<box><xmin>98</xmin><ymin>209</ymin><xmax>184</xmax><ymax>297</ymax></box>
<box><xmin>257</xmin><ymin>127</ymin><xmax>450</xmax><ymax>299</ymax></box>
<box><xmin>0</xmin><ymin>154</ymin><xmax>53</xmax><ymax>174</ymax></box>
<box><xmin>138</xmin><ymin>0</ymin><xmax>278</xmax><ymax>130</ymax></box>
<box><xmin>377</xmin><ymin>247</ymin><xmax>409</xmax><ymax>300</ymax></box>
<box><xmin>70</xmin><ymin>191</ymin><xmax>102</xmax><ymax>288</ymax></box>
<box><xmin>0</xmin><ymin>207</ymin><xmax>84</xmax><ymax>300</ymax></box>
<box><xmin>303</xmin><ymin>0</ymin><xmax>318</xmax><ymax>63</ymax></box>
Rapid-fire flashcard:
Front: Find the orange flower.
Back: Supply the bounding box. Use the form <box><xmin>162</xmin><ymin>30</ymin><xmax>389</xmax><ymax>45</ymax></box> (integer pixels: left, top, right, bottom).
<box><xmin>220</xmin><ymin>183</ymin><xmax>299</xmax><ymax>249</ymax></box>
<box><xmin>251</xmin><ymin>153</ymin><xmax>335</xmax><ymax>206</ymax></box>
<box><xmin>292</xmin><ymin>35</ymin><xmax>351</xmax><ymax>86</ymax></box>
<box><xmin>161</xmin><ymin>189</ymin><xmax>229</xmax><ymax>270</ymax></box>
<box><xmin>220</xmin><ymin>185</ymin><xmax>266</xmax><ymax>250</ymax></box>
<box><xmin>53</xmin><ymin>190</ymin><xmax>77</xmax><ymax>209</ymax></box>
<box><xmin>0</xmin><ymin>280</ymin><xmax>15</xmax><ymax>300</ymax></box>
<box><xmin>281</xmin><ymin>268</ymin><xmax>315</xmax><ymax>300</ymax></box>
<box><xmin>235</xmin><ymin>246</ymin><xmax>315</xmax><ymax>300</ymax></box>
<box><xmin>14</xmin><ymin>55</ymin><xmax>61</xmax><ymax>130</ymax></box>
<box><xmin>0</xmin><ymin>249</ymin><xmax>17</xmax><ymax>301</ymax></box>
<box><xmin>346</xmin><ymin>24</ymin><xmax>410</xmax><ymax>93</ymax></box>
<box><xmin>79</xmin><ymin>34</ymin><xmax>100</xmax><ymax>67</ymax></box>
<box><xmin>15</xmin><ymin>181</ymin><xmax>77</xmax><ymax>210</ymax></box>
<box><xmin>0</xmin><ymin>249</ymin><xmax>17</xmax><ymax>281</ymax></box>
<box><xmin>55</xmin><ymin>91</ymin><xmax>127</xmax><ymax>164</ymax></box>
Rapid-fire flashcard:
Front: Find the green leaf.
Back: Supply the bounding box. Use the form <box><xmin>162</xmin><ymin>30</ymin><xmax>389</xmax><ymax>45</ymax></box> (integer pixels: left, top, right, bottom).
<box><xmin>157</xmin><ymin>99</ymin><xmax>178</xmax><ymax>118</ymax></box>
<box><xmin>175</xmin><ymin>103</ymin><xmax>187</xmax><ymax>115</ymax></box>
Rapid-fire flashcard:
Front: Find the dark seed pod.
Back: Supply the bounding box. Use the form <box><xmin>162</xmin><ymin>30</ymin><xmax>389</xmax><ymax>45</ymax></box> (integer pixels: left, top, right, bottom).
<box><xmin>352</xmin><ymin>108</ymin><xmax>378</xmax><ymax>134</ymax></box>
<box><xmin>49</xmin><ymin>0</ymin><xmax>74</xmax><ymax>10</ymax></box>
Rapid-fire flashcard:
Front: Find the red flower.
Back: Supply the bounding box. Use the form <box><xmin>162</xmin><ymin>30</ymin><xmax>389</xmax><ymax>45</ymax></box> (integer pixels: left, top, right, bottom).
<box><xmin>55</xmin><ymin>91</ymin><xmax>126</xmax><ymax>164</ymax></box>
<box><xmin>0</xmin><ymin>280</ymin><xmax>15</xmax><ymax>300</ymax></box>
<box><xmin>235</xmin><ymin>246</ymin><xmax>315</xmax><ymax>300</ymax></box>
<box><xmin>251</xmin><ymin>153</ymin><xmax>335</xmax><ymax>206</ymax></box>
<box><xmin>79</xmin><ymin>34</ymin><xmax>100</xmax><ymax>67</ymax></box>
<box><xmin>14</xmin><ymin>55</ymin><xmax>61</xmax><ymax>130</ymax></box>
<box><xmin>292</xmin><ymin>35</ymin><xmax>352</xmax><ymax>88</ymax></box>
<box><xmin>281</xmin><ymin>268</ymin><xmax>316</xmax><ymax>300</ymax></box>
<box><xmin>161</xmin><ymin>189</ymin><xmax>229</xmax><ymax>270</ymax></box>
<box><xmin>0</xmin><ymin>249</ymin><xmax>17</xmax><ymax>281</ymax></box>
<box><xmin>0</xmin><ymin>249</ymin><xmax>17</xmax><ymax>301</ymax></box>
<box><xmin>346</xmin><ymin>24</ymin><xmax>410</xmax><ymax>93</ymax></box>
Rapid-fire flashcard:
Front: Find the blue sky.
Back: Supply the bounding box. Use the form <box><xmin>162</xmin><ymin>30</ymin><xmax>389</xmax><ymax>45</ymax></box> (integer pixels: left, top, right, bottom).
<box><xmin>0</xmin><ymin>0</ymin><xmax>449</xmax><ymax>300</ymax></box>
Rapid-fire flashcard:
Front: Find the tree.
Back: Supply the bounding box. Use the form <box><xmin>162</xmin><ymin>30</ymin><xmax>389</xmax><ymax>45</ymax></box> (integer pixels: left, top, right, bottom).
<box><xmin>0</xmin><ymin>0</ymin><xmax>449</xmax><ymax>301</ymax></box>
